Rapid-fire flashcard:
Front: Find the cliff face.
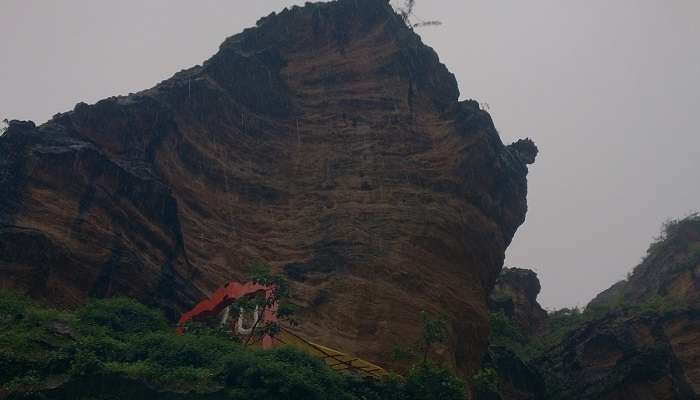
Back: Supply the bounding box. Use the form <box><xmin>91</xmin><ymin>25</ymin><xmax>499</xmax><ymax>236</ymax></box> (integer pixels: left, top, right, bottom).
<box><xmin>589</xmin><ymin>215</ymin><xmax>700</xmax><ymax>310</ymax></box>
<box><xmin>537</xmin><ymin>215</ymin><xmax>700</xmax><ymax>399</ymax></box>
<box><xmin>537</xmin><ymin>309</ymin><xmax>700</xmax><ymax>400</ymax></box>
<box><xmin>489</xmin><ymin>267</ymin><xmax>546</xmax><ymax>335</ymax></box>
<box><xmin>0</xmin><ymin>0</ymin><xmax>536</xmax><ymax>376</ymax></box>
<box><xmin>476</xmin><ymin>267</ymin><xmax>547</xmax><ymax>400</ymax></box>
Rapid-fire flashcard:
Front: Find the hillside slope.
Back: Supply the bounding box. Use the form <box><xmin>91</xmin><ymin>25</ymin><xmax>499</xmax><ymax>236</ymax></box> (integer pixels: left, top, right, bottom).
<box><xmin>536</xmin><ymin>215</ymin><xmax>700</xmax><ymax>399</ymax></box>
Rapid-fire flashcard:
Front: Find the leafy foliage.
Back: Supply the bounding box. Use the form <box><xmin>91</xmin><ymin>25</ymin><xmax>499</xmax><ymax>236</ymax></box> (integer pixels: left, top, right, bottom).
<box><xmin>240</xmin><ymin>264</ymin><xmax>299</xmax><ymax>344</ymax></box>
<box><xmin>492</xmin><ymin>294</ymin><xmax>690</xmax><ymax>362</ymax></box>
<box><xmin>77</xmin><ymin>297</ymin><xmax>167</xmax><ymax>335</ymax></box>
<box><xmin>490</xmin><ymin>214</ymin><xmax>700</xmax><ymax>362</ymax></box>
<box><xmin>470</xmin><ymin>367</ymin><xmax>501</xmax><ymax>397</ymax></box>
<box><xmin>488</xmin><ymin>311</ymin><xmax>525</xmax><ymax>349</ymax></box>
<box><xmin>0</xmin><ymin>292</ymin><xmax>466</xmax><ymax>399</ymax></box>
<box><xmin>418</xmin><ymin>312</ymin><xmax>448</xmax><ymax>363</ymax></box>
<box><xmin>646</xmin><ymin>213</ymin><xmax>700</xmax><ymax>258</ymax></box>
<box><xmin>391</xmin><ymin>311</ymin><xmax>449</xmax><ymax>365</ymax></box>
<box><xmin>403</xmin><ymin>363</ymin><xmax>466</xmax><ymax>400</ymax></box>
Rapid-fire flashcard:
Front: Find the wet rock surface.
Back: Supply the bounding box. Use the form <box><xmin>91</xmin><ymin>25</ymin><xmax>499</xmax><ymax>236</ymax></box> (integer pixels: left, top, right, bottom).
<box><xmin>489</xmin><ymin>267</ymin><xmax>546</xmax><ymax>335</ymax></box>
<box><xmin>536</xmin><ymin>309</ymin><xmax>700</xmax><ymax>400</ymax></box>
<box><xmin>535</xmin><ymin>216</ymin><xmax>700</xmax><ymax>399</ymax></box>
<box><xmin>0</xmin><ymin>0</ymin><xmax>535</xmax><ymax>377</ymax></box>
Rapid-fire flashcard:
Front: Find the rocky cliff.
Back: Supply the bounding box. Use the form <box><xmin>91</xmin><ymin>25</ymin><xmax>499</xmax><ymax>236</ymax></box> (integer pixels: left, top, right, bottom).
<box><xmin>589</xmin><ymin>214</ymin><xmax>700</xmax><ymax>310</ymax></box>
<box><xmin>0</xmin><ymin>0</ymin><xmax>536</xmax><ymax>377</ymax></box>
<box><xmin>476</xmin><ymin>267</ymin><xmax>547</xmax><ymax>400</ymax></box>
<box><xmin>537</xmin><ymin>308</ymin><xmax>699</xmax><ymax>399</ymax></box>
<box><xmin>479</xmin><ymin>219</ymin><xmax>700</xmax><ymax>400</ymax></box>
<box><xmin>535</xmin><ymin>214</ymin><xmax>700</xmax><ymax>399</ymax></box>
<box><xmin>489</xmin><ymin>267</ymin><xmax>546</xmax><ymax>335</ymax></box>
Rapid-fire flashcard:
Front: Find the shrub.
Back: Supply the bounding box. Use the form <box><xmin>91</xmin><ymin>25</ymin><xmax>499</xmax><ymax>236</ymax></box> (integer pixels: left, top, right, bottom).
<box><xmin>76</xmin><ymin>298</ymin><xmax>167</xmax><ymax>335</ymax></box>
<box><xmin>471</xmin><ymin>367</ymin><xmax>501</xmax><ymax>397</ymax></box>
<box><xmin>1</xmin><ymin>293</ymin><xmax>468</xmax><ymax>400</ymax></box>
<box><xmin>0</xmin><ymin>291</ymin><xmax>31</xmax><ymax>320</ymax></box>
<box><xmin>489</xmin><ymin>311</ymin><xmax>525</xmax><ymax>348</ymax></box>
<box><xmin>404</xmin><ymin>363</ymin><xmax>466</xmax><ymax>400</ymax></box>
<box><xmin>644</xmin><ymin>212</ymin><xmax>700</xmax><ymax>261</ymax></box>
<box><xmin>70</xmin><ymin>349</ymin><xmax>103</xmax><ymax>377</ymax></box>
<box><xmin>344</xmin><ymin>373</ymin><xmax>406</xmax><ymax>400</ymax></box>
<box><xmin>131</xmin><ymin>332</ymin><xmax>239</xmax><ymax>368</ymax></box>
<box><xmin>219</xmin><ymin>346</ymin><xmax>351</xmax><ymax>400</ymax></box>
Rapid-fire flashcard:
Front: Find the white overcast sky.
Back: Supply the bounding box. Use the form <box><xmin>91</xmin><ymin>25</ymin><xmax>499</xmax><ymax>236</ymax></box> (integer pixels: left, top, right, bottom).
<box><xmin>1</xmin><ymin>1</ymin><xmax>698</xmax><ymax>309</ymax></box>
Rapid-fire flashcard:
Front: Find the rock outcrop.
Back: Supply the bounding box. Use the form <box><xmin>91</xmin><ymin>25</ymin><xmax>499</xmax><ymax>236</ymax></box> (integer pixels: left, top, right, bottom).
<box><xmin>0</xmin><ymin>0</ymin><xmax>536</xmax><ymax>377</ymax></box>
<box><xmin>536</xmin><ymin>214</ymin><xmax>700</xmax><ymax>399</ymax></box>
<box><xmin>537</xmin><ymin>308</ymin><xmax>699</xmax><ymax>400</ymax></box>
<box><xmin>489</xmin><ymin>267</ymin><xmax>546</xmax><ymax>335</ymax></box>
<box><xmin>476</xmin><ymin>267</ymin><xmax>547</xmax><ymax>400</ymax></box>
<box><xmin>477</xmin><ymin>346</ymin><xmax>546</xmax><ymax>400</ymax></box>
<box><xmin>589</xmin><ymin>214</ymin><xmax>700</xmax><ymax>310</ymax></box>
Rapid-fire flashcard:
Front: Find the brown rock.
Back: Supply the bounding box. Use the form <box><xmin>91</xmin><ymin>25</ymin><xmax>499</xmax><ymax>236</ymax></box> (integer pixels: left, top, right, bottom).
<box><xmin>537</xmin><ymin>310</ymin><xmax>699</xmax><ymax>400</ymax></box>
<box><xmin>537</xmin><ymin>215</ymin><xmax>700</xmax><ymax>399</ymax></box>
<box><xmin>0</xmin><ymin>0</ymin><xmax>535</xmax><ymax>377</ymax></box>
<box><xmin>489</xmin><ymin>267</ymin><xmax>547</xmax><ymax>334</ymax></box>
<box><xmin>589</xmin><ymin>214</ymin><xmax>700</xmax><ymax>310</ymax></box>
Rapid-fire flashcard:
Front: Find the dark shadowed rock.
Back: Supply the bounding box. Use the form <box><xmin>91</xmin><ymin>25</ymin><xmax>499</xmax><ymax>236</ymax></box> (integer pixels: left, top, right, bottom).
<box><xmin>536</xmin><ymin>309</ymin><xmax>700</xmax><ymax>400</ymax></box>
<box><xmin>490</xmin><ymin>267</ymin><xmax>547</xmax><ymax>334</ymax></box>
<box><xmin>537</xmin><ymin>214</ymin><xmax>700</xmax><ymax>399</ymax></box>
<box><xmin>477</xmin><ymin>346</ymin><xmax>546</xmax><ymax>400</ymax></box>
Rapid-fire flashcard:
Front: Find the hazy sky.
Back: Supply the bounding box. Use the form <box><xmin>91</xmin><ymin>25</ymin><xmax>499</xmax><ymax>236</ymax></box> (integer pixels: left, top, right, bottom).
<box><xmin>1</xmin><ymin>1</ymin><xmax>698</xmax><ymax>309</ymax></box>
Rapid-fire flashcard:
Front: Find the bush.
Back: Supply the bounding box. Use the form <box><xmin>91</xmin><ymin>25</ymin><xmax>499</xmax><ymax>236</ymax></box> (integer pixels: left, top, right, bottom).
<box><xmin>533</xmin><ymin>308</ymin><xmax>584</xmax><ymax>356</ymax></box>
<box><xmin>76</xmin><ymin>297</ymin><xmax>167</xmax><ymax>335</ymax></box>
<box><xmin>219</xmin><ymin>346</ymin><xmax>352</xmax><ymax>400</ymax></box>
<box><xmin>344</xmin><ymin>373</ymin><xmax>406</xmax><ymax>400</ymax></box>
<box><xmin>134</xmin><ymin>332</ymin><xmax>239</xmax><ymax>368</ymax></box>
<box><xmin>70</xmin><ymin>349</ymin><xmax>104</xmax><ymax>377</ymax></box>
<box><xmin>404</xmin><ymin>363</ymin><xmax>466</xmax><ymax>400</ymax></box>
<box><xmin>643</xmin><ymin>212</ymin><xmax>700</xmax><ymax>262</ymax></box>
<box><xmin>489</xmin><ymin>311</ymin><xmax>525</xmax><ymax>348</ymax></box>
<box><xmin>1</xmin><ymin>293</ymin><xmax>468</xmax><ymax>400</ymax></box>
<box><xmin>0</xmin><ymin>291</ymin><xmax>31</xmax><ymax>319</ymax></box>
<box><xmin>471</xmin><ymin>367</ymin><xmax>501</xmax><ymax>397</ymax></box>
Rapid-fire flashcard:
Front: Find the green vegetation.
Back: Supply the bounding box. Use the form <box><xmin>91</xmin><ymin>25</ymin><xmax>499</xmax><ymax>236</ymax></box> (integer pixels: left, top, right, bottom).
<box><xmin>0</xmin><ymin>292</ymin><xmax>466</xmax><ymax>399</ymax></box>
<box><xmin>470</xmin><ymin>367</ymin><xmax>501</xmax><ymax>397</ymax></box>
<box><xmin>644</xmin><ymin>212</ymin><xmax>700</xmax><ymax>261</ymax></box>
<box><xmin>489</xmin><ymin>295</ymin><xmax>690</xmax><ymax>362</ymax></box>
<box><xmin>489</xmin><ymin>286</ymin><xmax>515</xmax><ymax>305</ymax></box>
<box><xmin>487</xmin><ymin>214</ymin><xmax>700</xmax><ymax>363</ymax></box>
<box><xmin>488</xmin><ymin>311</ymin><xmax>526</xmax><ymax>350</ymax></box>
<box><xmin>391</xmin><ymin>311</ymin><xmax>449</xmax><ymax>366</ymax></box>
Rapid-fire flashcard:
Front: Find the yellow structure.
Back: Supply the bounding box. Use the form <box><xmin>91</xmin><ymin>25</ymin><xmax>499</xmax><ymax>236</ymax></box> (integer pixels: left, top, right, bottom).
<box><xmin>274</xmin><ymin>328</ymin><xmax>388</xmax><ymax>379</ymax></box>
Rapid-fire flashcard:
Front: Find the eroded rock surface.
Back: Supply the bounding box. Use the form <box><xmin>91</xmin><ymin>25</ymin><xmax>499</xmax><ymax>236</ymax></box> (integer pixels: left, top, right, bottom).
<box><xmin>489</xmin><ymin>267</ymin><xmax>546</xmax><ymax>335</ymax></box>
<box><xmin>589</xmin><ymin>215</ymin><xmax>700</xmax><ymax>310</ymax></box>
<box><xmin>0</xmin><ymin>0</ymin><xmax>535</xmax><ymax>376</ymax></box>
<box><xmin>537</xmin><ymin>309</ymin><xmax>700</xmax><ymax>400</ymax></box>
<box><xmin>538</xmin><ymin>215</ymin><xmax>700</xmax><ymax>399</ymax></box>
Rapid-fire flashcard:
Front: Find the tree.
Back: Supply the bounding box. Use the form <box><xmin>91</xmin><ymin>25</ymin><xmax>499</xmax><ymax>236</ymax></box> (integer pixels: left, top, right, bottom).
<box><xmin>238</xmin><ymin>263</ymin><xmax>298</xmax><ymax>345</ymax></box>
<box><xmin>392</xmin><ymin>311</ymin><xmax>448</xmax><ymax>365</ymax></box>
<box><xmin>396</xmin><ymin>0</ymin><xmax>442</xmax><ymax>29</ymax></box>
<box><xmin>1</xmin><ymin>119</ymin><xmax>8</xmax><ymax>136</ymax></box>
<box><xmin>418</xmin><ymin>311</ymin><xmax>448</xmax><ymax>364</ymax></box>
